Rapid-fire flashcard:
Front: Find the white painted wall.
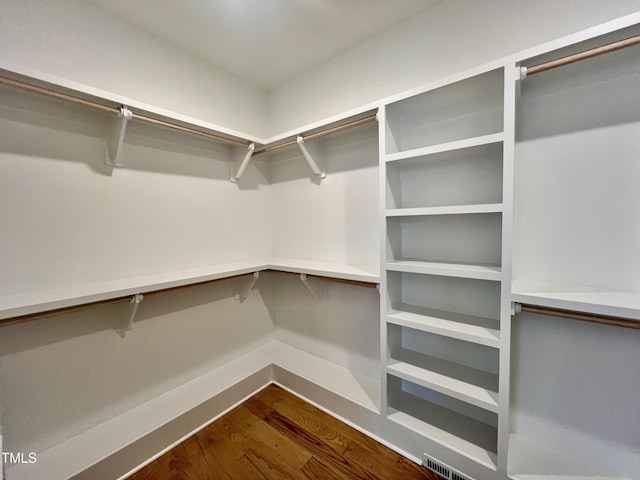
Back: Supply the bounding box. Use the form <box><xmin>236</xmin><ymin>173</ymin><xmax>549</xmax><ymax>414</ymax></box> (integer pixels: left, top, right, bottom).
<box><xmin>272</xmin><ymin>274</ymin><xmax>380</xmax><ymax>381</ymax></box>
<box><xmin>0</xmin><ymin>0</ymin><xmax>268</xmax><ymax>137</ymax></box>
<box><xmin>514</xmin><ymin>43</ymin><xmax>640</xmax><ymax>290</ymax></box>
<box><xmin>511</xmin><ymin>312</ymin><xmax>640</xmax><ymax>477</ymax></box>
<box><xmin>268</xmin><ymin>121</ymin><xmax>380</xmax><ymax>389</ymax></box>
<box><xmin>0</xmin><ymin>83</ymin><xmax>274</xmax><ymax>476</ymax></box>
<box><xmin>269</xmin><ymin>123</ymin><xmax>379</xmax><ymax>273</ymax></box>
<box><xmin>267</xmin><ymin>0</ymin><xmax>640</xmax><ymax>135</ymax></box>
<box><xmin>0</xmin><ymin>87</ymin><xmax>271</xmax><ymax>296</ymax></box>
<box><xmin>0</xmin><ymin>278</ymin><xmax>274</xmax><ymax>464</ymax></box>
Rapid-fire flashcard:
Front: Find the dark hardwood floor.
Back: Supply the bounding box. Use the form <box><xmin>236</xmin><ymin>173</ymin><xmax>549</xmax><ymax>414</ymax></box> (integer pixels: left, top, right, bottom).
<box><xmin>128</xmin><ymin>384</ymin><xmax>444</xmax><ymax>480</ymax></box>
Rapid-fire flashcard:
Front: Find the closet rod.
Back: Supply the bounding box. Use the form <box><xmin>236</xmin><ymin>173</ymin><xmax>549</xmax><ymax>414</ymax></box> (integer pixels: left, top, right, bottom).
<box><xmin>0</xmin><ymin>75</ymin><xmax>250</xmax><ymax>148</ymax></box>
<box><xmin>518</xmin><ymin>303</ymin><xmax>640</xmax><ymax>331</ymax></box>
<box><xmin>252</xmin><ymin>113</ymin><xmax>378</xmax><ymax>157</ymax></box>
<box><xmin>526</xmin><ymin>34</ymin><xmax>640</xmax><ymax>76</ymax></box>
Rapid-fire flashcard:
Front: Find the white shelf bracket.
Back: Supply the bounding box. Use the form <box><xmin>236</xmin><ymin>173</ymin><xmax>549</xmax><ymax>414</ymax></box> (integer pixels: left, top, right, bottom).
<box><xmin>300</xmin><ymin>273</ymin><xmax>328</xmax><ymax>301</ymax></box>
<box><xmin>230</xmin><ymin>142</ymin><xmax>255</xmax><ymax>183</ymax></box>
<box><xmin>234</xmin><ymin>271</ymin><xmax>259</xmax><ymax>302</ymax></box>
<box><xmin>296</xmin><ymin>136</ymin><xmax>326</xmax><ymax>180</ymax></box>
<box><xmin>118</xmin><ymin>293</ymin><xmax>144</xmax><ymax>337</ymax></box>
<box><xmin>105</xmin><ymin>106</ymin><xmax>133</xmax><ymax>168</ymax></box>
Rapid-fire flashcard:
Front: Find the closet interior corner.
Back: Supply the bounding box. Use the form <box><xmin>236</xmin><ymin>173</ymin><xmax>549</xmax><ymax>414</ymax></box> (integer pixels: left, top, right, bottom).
<box><xmin>1</xmin><ymin>9</ymin><xmax>640</xmax><ymax>480</ymax></box>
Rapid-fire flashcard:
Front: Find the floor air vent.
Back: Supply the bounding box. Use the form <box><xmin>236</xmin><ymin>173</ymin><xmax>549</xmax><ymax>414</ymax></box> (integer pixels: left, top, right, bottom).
<box><xmin>425</xmin><ymin>457</ymin><xmax>450</xmax><ymax>477</ymax></box>
<box><xmin>422</xmin><ymin>454</ymin><xmax>474</xmax><ymax>480</ymax></box>
<box><xmin>451</xmin><ymin>473</ymin><xmax>469</xmax><ymax>480</ymax></box>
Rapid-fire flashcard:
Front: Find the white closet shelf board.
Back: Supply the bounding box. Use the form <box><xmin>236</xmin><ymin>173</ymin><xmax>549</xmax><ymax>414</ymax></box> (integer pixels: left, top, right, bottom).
<box><xmin>262</xmin><ymin>108</ymin><xmax>379</xmax><ymax>146</ymax></box>
<box><xmin>384</xmin><ymin>133</ymin><xmax>504</xmax><ymax>164</ymax></box>
<box><xmin>511</xmin><ymin>280</ymin><xmax>640</xmax><ymax>321</ymax></box>
<box><xmin>0</xmin><ymin>260</ymin><xmax>267</xmax><ymax>321</ymax></box>
<box><xmin>0</xmin><ymin>259</ymin><xmax>379</xmax><ymax>321</ymax></box>
<box><xmin>0</xmin><ymin>61</ymin><xmax>263</xmax><ymax>145</ymax></box>
<box><xmin>387</xmin><ymin>402</ymin><xmax>497</xmax><ymax>470</ymax></box>
<box><xmin>267</xmin><ymin>258</ymin><xmax>379</xmax><ymax>283</ymax></box>
<box><xmin>386</xmin><ymin>260</ymin><xmax>502</xmax><ymax>281</ymax></box>
<box><xmin>386</xmin><ymin>309</ymin><xmax>500</xmax><ymax>348</ymax></box>
<box><xmin>272</xmin><ymin>341</ymin><xmax>380</xmax><ymax>412</ymax></box>
<box><xmin>507</xmin><ymin>434</ymin><xmax>625</xmax><ymax>480</ymax></box>
<box><xmin>387</xmin><ymin>359</ymin><xmax>498</xmax><ymax>413</ymax></box>
<box><xmin>386</xmin><ymin>204</ymin><xmax>503</xmax><ymax>217</ymax></box>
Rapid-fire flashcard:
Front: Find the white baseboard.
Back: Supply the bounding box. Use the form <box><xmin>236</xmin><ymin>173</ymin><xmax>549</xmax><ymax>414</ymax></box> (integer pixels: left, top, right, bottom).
<box><xmin>6</xmin><ymin>341</ymin><xmax>500</xmax><ymax>480</ymax></box>
<box><xmin>6</xmin><ymin>343</ymin><xmax>274</xmax><ymax>480</ymax></box>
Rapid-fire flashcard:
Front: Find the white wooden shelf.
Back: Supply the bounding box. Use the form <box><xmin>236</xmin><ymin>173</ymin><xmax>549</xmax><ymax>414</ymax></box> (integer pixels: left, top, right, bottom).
<box><xmin>386</xmin><ymin>203</ymin><xmax>503</xmax><ymax>217</ymax></box>
<box><xmin>384</xmin><ymin>132</ymin><xmax>504</xmax><ymax>164</ymax></box>
<box><xmin>387</xmin><ymin>352</ymin><xmax>498</xmax><ymax>412</ymax></box>
<box><xmin>0</xmin><ymin>260</ymin><xmax>265</xmax><ymax>321</ymax></box>
<box><xmin>267</xmin><ymin>258</ymin><xmax>379</xmax><ymax>284</ymax></box>
<box><xmin>388</xmin><ymin>390</ymin><xmax>498</xmax><ymax>470</ymax></box>
<box><xmin>507</xmin><ymin>434</ymin><xmax>626</xmax><ymax>480</ymax></box>
<box><xmin>511</xmin><ymin>280</ymin><xmax>640</xmax><ymax>321</ymax></box>
<box><xmin>386</xmin><ymin>307</ymin><xmax>500</xmax><ymax>348</ymax></box>
<box><xmin>0</xmin><ymin>259</ymin><xmax>380</xmax><ymax>321</ymax></box>
<box><xmin>386</xmin><ymin>260</ymin><xmax>502</xmax><ymax>281</ymax></box>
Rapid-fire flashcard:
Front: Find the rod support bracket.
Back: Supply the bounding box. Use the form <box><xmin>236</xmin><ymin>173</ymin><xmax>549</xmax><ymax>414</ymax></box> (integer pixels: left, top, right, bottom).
<box><xmin>297</xmin><ymin>136</ymin><xmax>326</xmax><ymax>180</ymax></box>
<box><xmin>231</xmin><ymin>142</ymin><xmax>255</xmax><ymax>183</ymax></box>
<box><xmin>300</xmin><ymin>273</ymin><xmax>328</xmax><ymax>301</ymax></box>
<box><xmin>235</xmin><ymin>271</ymin><xmax>260</xmax><ymax>302</ymax></box>
<box><xmin>105</xmin><ymin>105</ymin><xmax>133</xmax><ymax>168</ymax></box>
<box><xmin>511</xmin><ymin>302</ymin><xmax>522</xmax><ymax>316</ymax></box>
<box><xmin>118</xmin><ymin>293</ymin><xmax>144</xmax><ymax>337</ymax></box>
<box><xmin>518</xmin><ymin>66</ymin><xmax>528</xmax><ymax>81</ymax></box>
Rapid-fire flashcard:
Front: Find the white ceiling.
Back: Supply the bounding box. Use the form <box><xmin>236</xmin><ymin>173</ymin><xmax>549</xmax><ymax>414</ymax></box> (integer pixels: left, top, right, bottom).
<box><xmin>89</xmin><ymin>0</ymin><xmax>439</xmax><ymax>90</ymax></box>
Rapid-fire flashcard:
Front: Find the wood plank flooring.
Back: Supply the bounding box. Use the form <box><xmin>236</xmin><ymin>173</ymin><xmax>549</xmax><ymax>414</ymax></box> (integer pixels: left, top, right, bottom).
<box><xmin>128</xmin><ymin>384</ymin><xmax>444</xmax><ymax>480</ymax></box>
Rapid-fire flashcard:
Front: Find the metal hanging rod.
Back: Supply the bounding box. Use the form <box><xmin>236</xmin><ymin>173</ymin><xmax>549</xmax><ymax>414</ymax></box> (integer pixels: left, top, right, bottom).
<box><xmin>525</xmin><ymin>34</ymin><xmax>640</xmax><ymax>77</ymax></box>
<box><xmin>0</xmin><ymin>75</ymin><xmax>250</xmax><ymax>148</ymax></box>
<box><xmin>252</xmin><ymin>113</ymin><xmax>378</xmax><ymax>157</ymax></box>
<box><xmin>517</xmin><ymin>303</ymin><xmax>640</xmax><ymax>331</ymax></box>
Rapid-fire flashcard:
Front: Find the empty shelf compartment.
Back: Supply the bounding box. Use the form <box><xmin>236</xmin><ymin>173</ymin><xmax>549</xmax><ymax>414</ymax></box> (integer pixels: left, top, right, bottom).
<box><xmin>387</xmin><ymin>376</ymin><xmax>498</xmax><ymax>469</ymax></box>
<box><xmin>385</xmin><ymin>69</ymin><xmax>504</xmax><ymax>154</ymax></box>
<box><xmin>385</xmin><ymin>141</ymin><xmax>503</xmax><ymax>210</ymax></box>
<box><xmin>387</xmin><ymin>324</ymin><xmax>499</xmax><ymax>411</ymax></box>
<box><xmin>387</xmin><ymin>213</ymin><xmax>502</xmax><ymax>267</ymax></box>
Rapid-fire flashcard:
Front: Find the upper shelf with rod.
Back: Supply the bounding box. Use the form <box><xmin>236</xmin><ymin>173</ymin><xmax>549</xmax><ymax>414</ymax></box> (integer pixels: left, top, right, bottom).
<box><xmin>0</xmin><ymin>63</ymin><xmax>379</xmax><ymax>182</ymax></box>
<box><xmin>238</xmin><ymin>110</ymin><xmax>378</xmax><ymax>182</ymax></box>
<box><xmin>0</xmin><ymin>67</ymin><xmax>258</xmax><ymax>173</ymax></box>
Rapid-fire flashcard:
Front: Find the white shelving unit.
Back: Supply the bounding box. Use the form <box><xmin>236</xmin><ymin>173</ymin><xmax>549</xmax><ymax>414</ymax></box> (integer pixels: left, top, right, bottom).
<box><xmin>381</xmin><ymin>67</ymin><xmax>506</xmax><ymax>475</ymax></box>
